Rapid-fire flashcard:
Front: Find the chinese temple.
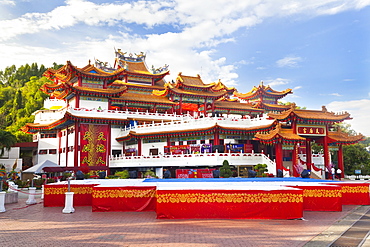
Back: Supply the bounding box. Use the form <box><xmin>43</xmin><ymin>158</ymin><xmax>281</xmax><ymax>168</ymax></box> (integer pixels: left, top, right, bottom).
<box><xmin>22</xmin><ymin>50</ymin><xmax>365</xmax><ymax>179</ymax></box>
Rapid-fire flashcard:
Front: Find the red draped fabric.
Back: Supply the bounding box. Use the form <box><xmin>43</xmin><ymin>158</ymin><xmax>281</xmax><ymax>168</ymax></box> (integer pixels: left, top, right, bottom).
<box><xmin>80</xmin><ymin>124</ymin><xmax>109</xmax><ymax>167</ymax></box>
<box><xmin>44</xmin><ymin>184</ymin><xmax>98</xmax><ymax>207</ymax></box>
<box><xmin>92</xmin><ymin>186</ymin><xmax>156</xmax><ymax>212</ymax></box>
<box><xmin>156</xmin><ymin>189</ymin><xmax>303</xmax><ymax>219</ymax></box>
<box><xmin>287</xmin><ymin>185</ymin><xmax>342</xmax><ymax>211</ymax></box>
<box><xmin>311</xmin><ymin>163</ymin><xmax>322</xmax><ymax>172</ymax></box>
<box><xmin>282</xmin><ymin>166</ymin><xmax>290</xmax><ymax>171</ymax></box>
<box><xmin>326</xmin><ymin>183</ymin><xmax>370</xmax><ymax>205</ymax></box>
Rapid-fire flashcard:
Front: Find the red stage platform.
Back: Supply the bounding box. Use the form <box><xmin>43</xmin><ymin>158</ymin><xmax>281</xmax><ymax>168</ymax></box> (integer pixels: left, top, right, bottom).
<box><xmin>156</xmin><ymin>188</ymin><xmax>303</xmax><ymax>219</ymax></box>
<box><xmin>42</xmin><ymin>179</ymin><xmax>370</xmax><ymax>219</ymax></box>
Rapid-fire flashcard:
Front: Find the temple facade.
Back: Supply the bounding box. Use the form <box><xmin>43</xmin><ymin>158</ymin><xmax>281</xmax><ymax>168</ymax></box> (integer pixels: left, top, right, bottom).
<box><xmin>22</xmin><ymin>50</ymin><xmax>365</xmax><ymax>178</ymax></box>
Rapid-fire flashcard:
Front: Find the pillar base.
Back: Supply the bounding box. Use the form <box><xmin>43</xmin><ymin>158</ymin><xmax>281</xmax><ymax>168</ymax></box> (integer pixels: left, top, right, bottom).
<box><xmin>0</xmin><ymin>192</ymin><xmax>6</xmax><ymax>213</ymax></box>
<box><xmin>62</xmin><ymin>192</ymin><xmax>75</xmax><ymax>214</ymax></box>
<box><xmin>26</xmin><ymin>187</ymin><xmax>37</xmax><ymax>205</ymax></box>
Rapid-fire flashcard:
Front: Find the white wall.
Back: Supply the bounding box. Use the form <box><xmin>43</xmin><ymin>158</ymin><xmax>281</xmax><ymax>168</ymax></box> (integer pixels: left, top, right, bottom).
<box><xmin>79</xmin><ymin>98</ymin><xmax>109</xmax><ymax>109</ymax></box>
<box><xmin>142</xmin><ymin>141</ymin><xmax>167</xmax><ymax>155</ymax></box>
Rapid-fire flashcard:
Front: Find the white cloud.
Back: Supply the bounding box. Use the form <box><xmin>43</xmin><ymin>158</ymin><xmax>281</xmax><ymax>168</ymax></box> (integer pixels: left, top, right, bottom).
<box><xmin>1</xmin><ymin>0</ymin><xmax>370</xmax><ymax>88</ymax></box>
<box><xmin>264</xmin><ymin>78</ymin><xmax>291</xmax><ymax>87</ymax></box>
<box><xmin>330</xmin><ymin>93</ymin><xmax>343</xmax><ymax>96</ymax></box>
<box><xmin>276</xmin><ymin>56</ymin><xmax>302</xmax><ymax>68</ymax></box>
<box><xmin>327</xmin><ymin>99</ymin><xmax>370</xmax><ymax>136</ymax></box>
<box><xmin>0</xmin><ymin>0</ymin><xmax>15</xmax><ymax>5</ymax></box>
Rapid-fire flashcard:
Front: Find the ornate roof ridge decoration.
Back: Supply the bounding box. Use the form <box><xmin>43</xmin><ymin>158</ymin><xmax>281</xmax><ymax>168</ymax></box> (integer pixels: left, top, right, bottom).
<box><xmin>254</xmin><ymin>123</ymin><xmax>306</xmax><ymax>144</ymax></box>
<box><xmin>114</xmin><ymin>48</ymin><xmax>169</xmax><ymax>77</ymax></box>
<box><xmin>115</xmin><ymin>49</ymin><xmax>147</xmax><ymax>62</ymax></box>
<box><xmin>94</xmin><ymin>58</ymin><xmax>116</xmax><ymax>73</ymax></box>
<box><xmin>44</xmin><ymin>60</ymin><xmax>128</xmax><ymax>85</ymax></box>
<box><xmin>176</xmin><ymin>73</ymin><xmax>215</xmax><ymax>89</ymax></box>
<box><xmin>234</xmin><ymin>81</ymin><xmax>293</xmax><ymax>100</ymax></box>
<box><xmin>41</xmin><ymin>82</ymin><xmax>127</xmax><ymax>99</ymax></box>
<box><xmin>212</xmin><ymin>79</ymin><xmax>236</xmax><ymax>93</ymax></box>
<box><xmin>216</xmin><ymin>97</ymin><xmax>239</xmax><ymax>102</ymax></box>
<box><xmin>268</xmin><ymin>105</ymin><xmax>352</xmax><ymax>123</ymax></box>
<box><xmin>327</xmin><ymin>128</ymin><xmax>366</xmax><ymax>145</ymax></box>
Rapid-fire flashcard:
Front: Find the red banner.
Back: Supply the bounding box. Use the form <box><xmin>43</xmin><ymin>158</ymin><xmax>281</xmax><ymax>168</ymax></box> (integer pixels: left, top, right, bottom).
<box><xmin>297</xmin><ymin>125</ymin><xmax>326</xmax><ymax>136</ymax></box>
<box><xmin>80</xmin><ymin>124</ymin><xmax>109</xmax><ymax>167</ymax></box>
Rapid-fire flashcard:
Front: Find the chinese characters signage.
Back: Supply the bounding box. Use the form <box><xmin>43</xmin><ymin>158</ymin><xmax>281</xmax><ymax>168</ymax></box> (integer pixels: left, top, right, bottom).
<box><xmin>296</xmin><ymin>125</ymin><xmax>326</xmax><ymax>136</ymax></box>
<box><xmin>80</xmin><ymin>124</ymin><xmax>109</xmax><ymax>167</ymax></box>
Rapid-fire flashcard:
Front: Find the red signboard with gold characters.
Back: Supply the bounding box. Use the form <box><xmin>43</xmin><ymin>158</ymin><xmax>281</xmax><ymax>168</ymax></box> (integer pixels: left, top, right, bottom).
<box><xmin>80</xmin><ymin>124</ymin><xmax>109</xmax><ymax>167</ymax></box>
<box><xmin>297</xmin><ymin>125</ymin><xmax>326</xmax><ymax>136</ymax></box>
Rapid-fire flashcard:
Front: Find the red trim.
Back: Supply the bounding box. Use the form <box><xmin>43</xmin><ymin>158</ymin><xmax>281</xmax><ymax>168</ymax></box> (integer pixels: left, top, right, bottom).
<box><xmin>338</xmin><ymin>145</ymin><xmax>344</xmax><ymax>178</ymax></box>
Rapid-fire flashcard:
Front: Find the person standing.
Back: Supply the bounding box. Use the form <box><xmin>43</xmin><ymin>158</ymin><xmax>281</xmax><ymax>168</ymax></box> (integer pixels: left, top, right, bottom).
<box><xmin>337</xmin><ymin>168</ymin><xmax>342</xmax><ymax>180</ymax></box>
<box><xmin>331</xmin><ymin>167</ymin><xmax>336</xmax><ymax>180</ymax></box>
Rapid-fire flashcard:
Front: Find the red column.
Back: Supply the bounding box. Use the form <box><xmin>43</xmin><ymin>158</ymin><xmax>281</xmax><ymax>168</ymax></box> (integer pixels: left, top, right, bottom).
<box><xmin>74</xmin><ymin>122</ymin><xmax>79</xmax><ymax>167</ymax></box>
<box><xmin>65</xmin><ymin>129</ymin><xmax>68</xmax><ymax>167</ymax></box>
<box><xmin>167</xmin><ymin>137</ymin><xmax>171</xmax><ymax>147</ymax></box>
<box><xmin>213</xmin><ymin>129</ymin><xmax>220</xmax><ymax>146</ymax></box>
<box><xmin>292</xmin><ymin>143</ymin><xmax>299</xmax><ymax>177</ymax></box>
<box><xmin>179</xmin><ymin>96</ymin><xmax>183</xmax><ymax>114</ymax></box>
<box><xmin>275</xmin><ymin>142</ymin><xmax>283</xmax><ymax>174</ymax></box>
<box><xmin>323</xmin><ymin>136</ymin><xmax>331</xmax><ymax>172</ymax></box>
<box><xmin>75</xmin><ymin>94</ymin><xmax>80</xmax><ymax>108</ymax></box>
<box><xmin>305</xmin><ymin>139</ymin><xmax>312</xmax><ymax>171</ymax></box>
<box><xmin>137</xmin><ymin>139</ymin><xmax>142</xmax><ymax>156</ymax></box>
<box><xmin>58</xmin><ymin>130</ymin><xmax>62</xmax><ymax>167</ymax></box>
<box><xmin>338</xmin><ymin>145</ymin><xmax>344</xmax><ymax>179</ymax></box>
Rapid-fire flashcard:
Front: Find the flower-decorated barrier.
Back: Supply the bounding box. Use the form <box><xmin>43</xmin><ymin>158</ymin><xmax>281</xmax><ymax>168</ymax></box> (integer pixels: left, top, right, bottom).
<box><xmin>286</xmin><ymin>185</ymin><xmax>342</xmax><ymax>211</ymax></box>
<box><xmin>325</xmin><ymin>182</ymin><xmax>370</xmax><ymax>205</ymax></box>
<box><xmin>92</xmin><ymin>186</ymin><xmax>156</xmax><ymax>212</ymax></box>
<box><xmin>156</xmin><ymin>188</ymin><xmax>303</xmax><ymax>219</ymax></box>
<box><xmin>44</xmin><ymin>184</ymin><xmax>98</xmax><ymax>207</ymax></box>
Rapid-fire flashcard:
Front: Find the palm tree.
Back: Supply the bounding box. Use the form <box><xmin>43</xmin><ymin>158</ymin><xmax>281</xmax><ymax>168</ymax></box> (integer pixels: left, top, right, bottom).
<box><xmin>0</xmin><ymin>130</ymin><xmax>17</xmax><ymax>157</ymax></box>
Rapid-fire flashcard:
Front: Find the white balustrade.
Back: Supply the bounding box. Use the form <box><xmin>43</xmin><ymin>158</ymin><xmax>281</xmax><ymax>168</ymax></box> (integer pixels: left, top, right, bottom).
<box><xmin>109</xmin><ymin>152</ymin><xmax>276</xmax><ymax>174</ymax></box>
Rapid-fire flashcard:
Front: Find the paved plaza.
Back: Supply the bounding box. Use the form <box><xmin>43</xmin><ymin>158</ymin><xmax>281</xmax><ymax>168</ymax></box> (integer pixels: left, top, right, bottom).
<box><xmin>0</xmin><ymin>190</ymin><xmax>369</xmax><ymax>247</ymax></box>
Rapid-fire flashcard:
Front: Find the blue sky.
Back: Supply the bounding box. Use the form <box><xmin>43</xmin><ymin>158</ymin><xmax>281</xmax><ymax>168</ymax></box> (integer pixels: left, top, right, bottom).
<box><xmin>1</xmin><ymin>0</ymin><xmax>369</xmax><ymax>136</ymax></box>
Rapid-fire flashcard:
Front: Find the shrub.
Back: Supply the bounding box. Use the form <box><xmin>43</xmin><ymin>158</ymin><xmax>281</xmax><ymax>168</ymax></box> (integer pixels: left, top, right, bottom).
<box><xmin>220</xmin><ymin>160</ymin><xmax>233</xmax><ymax>178</ymax></box>
<box><xmin>254</xmin><ymin>164</ymin><xmax>268</xmax><ymax>177</ymax></box>
<box><xmin>114</xmin><ymin>170</ymin><xmax>130</xmax><ymax>179</ymax></box>
<box><xmin>143</xmin><ymin>170</ymin><xmax>157</xmax><ymax>178</ymax></box>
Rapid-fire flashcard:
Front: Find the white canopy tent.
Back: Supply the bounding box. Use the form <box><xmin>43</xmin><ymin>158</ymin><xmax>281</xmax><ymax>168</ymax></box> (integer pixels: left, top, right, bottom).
<box><xmin>23</xmin><ymin>160</ymin><xmax>64</xmax><ymax>173</ymax></box>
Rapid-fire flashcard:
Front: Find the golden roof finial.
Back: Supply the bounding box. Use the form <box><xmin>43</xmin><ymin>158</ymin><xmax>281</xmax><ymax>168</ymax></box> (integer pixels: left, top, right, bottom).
<box><xmin>322</xmin><ymin>105</ymin><xmax>328</xmax><ymax>113</ymax></box>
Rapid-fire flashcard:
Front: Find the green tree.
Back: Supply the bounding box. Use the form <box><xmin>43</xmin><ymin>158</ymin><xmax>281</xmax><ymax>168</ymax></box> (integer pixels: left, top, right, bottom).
<box><xmin>343</xmin><ymin>143</ymin><xmax>370</xmax><ymax>175</ymax></box>
<box><xmin>220</xmin><ymin>160</ymin><xmax>232</xmax><ymax>178</ymax></box>
<box><xmin>0</xmin><ymin>130</ymin><xmax>17</xmax><ymax>156</ymax></box>
<box><xmin>254</xmin><ymin>163</ymin><xmax>268</xmax><ymax>177</ymax></box>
